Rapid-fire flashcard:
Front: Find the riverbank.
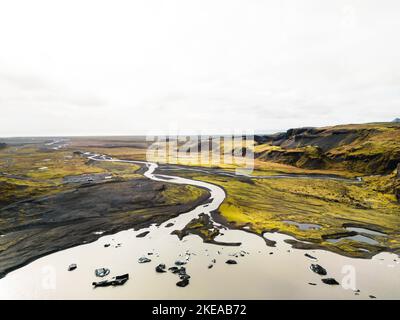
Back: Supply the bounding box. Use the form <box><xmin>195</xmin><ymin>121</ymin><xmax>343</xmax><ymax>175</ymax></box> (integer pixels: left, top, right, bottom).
<box><xmin>0</xmin><ymin>151</ymin><xmax>210</xmax><ymax>279</ymax></box>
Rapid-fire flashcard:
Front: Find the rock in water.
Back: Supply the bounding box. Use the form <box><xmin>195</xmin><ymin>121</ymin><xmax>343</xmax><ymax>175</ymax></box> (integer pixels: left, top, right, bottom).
<box><xmin>95</xmin><ymin>268</ymin><xmax>110</xmax><ymax>277</ymax></box>
<box><xmin>92</xmin><ymin>273</ymin><xmax>129</xmax><ymax>287</ymax></box>
<box><xmin>155</xmin><ymin>264</ymin><xmax>167</xmax><ymax>273</ymax></box>
<box><xmin>113</xmin><ymin>273</ymin><xmax>129</xmax><ymax>285</ymax></box>
<box><xmin>92</xmin><ymin>280</ymin><xmax>112</xmax><ymax>287</ymax></box>
<box><xmin>175</xmin><ymin>260</ymin><xmax>187</xmax><ymax>266</ymax></box>
<box><xmin>136</xmin><ymin>231</ymin><xmax>150</xmax><ymax>238</ymax></box>
<box><xmin>180</xmin><ymin>275</ymin><xmax>191</xmax><ymax>281</ymax></box>
<box><xmin>176</xmin><ymin>278</ymin><xmax>190</xmax><ymax>287</ymax></box>
<box><xmin>68</xmin><ymin>264</ymin><xmax>77</xmax><ymax>271</ymax></box>
<box><xmin>177</xmin><ymin>267</ymin><xmax>187</xmax><ymax>276</ymax></box>
<box><xmin>310</xmin><ymin>264</ymin><xmax>327</xmax><ymax>276</ymax></box>
<box><xmin>138</xmin><ymin>256</ymin><xmax>151</xmax><ymax>263</ymax></box>
<box><xmin>168</xmin><ymin>266</ymin><xmax>179</xmax><ymax>273</ymax></box>
<box><xmin>305</xmin><ymin>253</ymin><xmax>317</xmax><ymax>260</ymax></box>
<box><xmin>226</xmin><ymin>259</ymin><xmax>237</xmax><ymax>265</ymax></box>
<box><xmin>322</xmin><ymin>278</ymin><xmax>339</xmax><ymax>285</ymax></box>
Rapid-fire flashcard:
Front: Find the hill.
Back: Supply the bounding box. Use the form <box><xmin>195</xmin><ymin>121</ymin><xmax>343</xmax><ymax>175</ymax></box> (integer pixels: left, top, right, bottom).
<box><xmin>254</xmin><ymin>122</ymin><xmax>400</xmax><ymax>175</ymax></box>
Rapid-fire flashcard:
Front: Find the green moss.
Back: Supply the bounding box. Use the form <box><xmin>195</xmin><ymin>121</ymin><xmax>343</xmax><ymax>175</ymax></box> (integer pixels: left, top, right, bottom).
<box><xmin>181</xmin><ymin>169</ymin><xmax>400</xmax><ymax>257</ymax></box>
<box><xmin>161</xmin><ymin>184</ymin><xmax>208</xmax><ymax>205</ymax></box>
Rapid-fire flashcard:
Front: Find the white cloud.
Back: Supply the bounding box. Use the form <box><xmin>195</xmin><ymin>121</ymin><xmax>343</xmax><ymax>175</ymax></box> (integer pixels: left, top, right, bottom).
<box><xmin>0</xmin><ymin>0</ymin><xmax>399</xmax><ymax>136</ymax></box>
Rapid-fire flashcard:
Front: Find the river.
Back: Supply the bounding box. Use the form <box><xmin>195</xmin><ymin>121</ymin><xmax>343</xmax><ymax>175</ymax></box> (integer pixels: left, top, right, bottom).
<box><xmin>0</xmin><ymin>154</ymin><xmax>399</xmax><ymax>299</ymax></box>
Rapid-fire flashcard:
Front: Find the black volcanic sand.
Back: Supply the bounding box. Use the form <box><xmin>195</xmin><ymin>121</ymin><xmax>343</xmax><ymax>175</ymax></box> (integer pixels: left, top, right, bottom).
<box><xmin>0</xmin><ymin>178</ymin><xmax>210</xmax><ymax>278</ymax></box>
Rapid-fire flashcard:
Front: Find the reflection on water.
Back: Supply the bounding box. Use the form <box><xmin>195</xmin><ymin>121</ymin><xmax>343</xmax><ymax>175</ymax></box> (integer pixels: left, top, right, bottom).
<box><xmin>282</xmin><ymin>220</ymin><xmax>322</xmax><ymax>230</ymax></box>
<box><xmin>326</xmin><ymin>235</ymin><xmax>379</xmax><ymax>246</ymax></box>
<box><xmin>345</xmin><ymin>227</ymin><xmax>387</xmax><ymax>237</ymax></box>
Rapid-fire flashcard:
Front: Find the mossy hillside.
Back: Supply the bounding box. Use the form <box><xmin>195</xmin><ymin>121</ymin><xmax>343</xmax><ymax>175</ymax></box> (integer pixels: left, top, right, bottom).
<box><xmin>255</xmin><ymin>122</ymin><xmax>400</xmax><ymax>175</ymax></box>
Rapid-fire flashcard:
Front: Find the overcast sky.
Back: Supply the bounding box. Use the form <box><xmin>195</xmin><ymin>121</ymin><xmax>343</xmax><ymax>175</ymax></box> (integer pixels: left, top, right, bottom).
<box><xmin>0</xmin><ymin>0</ymin><xmax>399</xmax><ymax>136</ymax></box>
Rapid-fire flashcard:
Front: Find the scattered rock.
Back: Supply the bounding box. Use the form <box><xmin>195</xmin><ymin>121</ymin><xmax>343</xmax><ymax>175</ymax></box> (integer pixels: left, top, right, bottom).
<box><xmin>321</xmin><ymin>278</ymin><xmax>339</xmax><ymax>285</ymax></box>
<box><xmin>136</xmin><ymin>231</ymin><xmax>150</xmax><ymax>238</ymax></box>
<box><xmin>175</xmin><ymin>260</ymin><xmax>187</xmax><ymax>266</ymax></box>
<box><xmin>177</xmin><ymin>267</ymin><xmax>187</xmax><ymax>276</ymax></box>
<box><xmin>104</xmin><ymin>244</ymin><xmax>110</xmax><ymax>248</ymax></box>
<box><xmin>92</xmin><ymin>274</ymin><xmax>129</xmax><ymax>287</ymax></box>
<box><xmin>165</xmin><ymin>223</ymin><xmax>174</xmax><ymax>228</ymax></box>
<box><xmin>211</xmin><ymin>259</ymin><xmax>216</xmax><ymax>263</ymax></box>
<box><xmin>95</xmin><ymin>268</ymin><xmax>110</xmax><ymax>277</ymax></box>
<box><xmin>305</xmin><ymin>253</ymin><xmax>317</xmax><ymax>260</ymax></box>
<box><xmin>147</xmin><ymin>252</ymin><xmax>153</xmax><ymax>255</ymax></box>
<box><xmin>369</xmin><ymin>295</ymin><xmax>376</xmax><ymax>299</ymax></box>
<box><xmin>68</xmin><ymin>263</ymin><xmax>77</xmax><ymax>271</ymax></box>
<box><xmin>310</xmin><ymin>264</ymin><xmax>327</xmax><ymax>276</ymax></box>
<box><xmin>208</xmin><ymin>264</ymin><xmax>213</xmax><ymax>269</ymax></box>
<box><xmin>138</xmin><ymin>256</ymin><xmax>151</xmax><ymax>263</ymax></box>
<box><xmin>176</xmin><ymin>278</ymin><xmax>189</xmax><ymax>287</ymax></box>
<box><xmin>179</xmin><ymin>274</ymin><xmax>191</xmax><ymax>280</ymax></box>
<box><xmin>155</xmin><ymin>264</ymin><xmax>167</xmax><ymax>273</ymax></box>
<box><xmin>308</xmin><ymin>282</ymin><xmax>317</xmax><ymax>286</ymax></box>
<box><xmin>168</xmin><ymin>266</ymin><xmax>179</xmax><ymax>273</ymax></box>
<box><xmin>226</xmin><ymin>259</ymin><xmax>237</xmax><ymax>265</ymax></box>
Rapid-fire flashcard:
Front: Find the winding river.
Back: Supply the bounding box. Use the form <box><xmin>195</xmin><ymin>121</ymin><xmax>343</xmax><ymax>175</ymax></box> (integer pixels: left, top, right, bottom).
<box><xmin>0</xmin><ymin>154</ymin><xmax>399</xmax><ymax>299</ymax></box>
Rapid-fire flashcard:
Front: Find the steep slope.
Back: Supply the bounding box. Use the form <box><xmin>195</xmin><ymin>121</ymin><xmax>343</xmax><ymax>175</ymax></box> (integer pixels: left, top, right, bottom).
<box><xmin>255</xmin><ymin>122</ymin><xmax>400</xmax><ymax>175</ymax></box>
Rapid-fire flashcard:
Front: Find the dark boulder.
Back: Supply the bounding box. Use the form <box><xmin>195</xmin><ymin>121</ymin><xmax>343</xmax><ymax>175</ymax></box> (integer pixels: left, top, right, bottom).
<box><xmin>310</xmin><ymin>264</ymin><xmax>327</xmax><ymax>276</ymax></box>
<box><xmin>305</xmin><ymin>253</ymin><xmax>317</xmax><ymax>260</ymax></box>
<box><xmin>177</xmin><ymin>267</ymin><xmax>187</xmax><ymax>276</ymax></box>
<box><xmin>136</xmin><ymin>231</ymin><xmax>150</xmax><ymax>238</ymax></box>
<box><xmin>168</xmin><ymin>266</ymin><xmax>179</xmax><ymax>273</ymax></box>
<box><xmin>321</xmin><ymin>278</ymin><xmax>339</xmax><ymax>285</ymax></box>
<box><xmin>138</xmin><ymin>256</ymin><xmax>151</xmax><ymax>263</ymax></box>
<box><xmin>68</xmin><ymin>263</ymin><xmax>77</xmax><ymax>271</ymax></box>
<box><xmin>225</xmin><ymin>259</ymin><xmax>237</xmax><ymax>265</ymax></box>
<box><xmin>95</xmin><ymin>268</ymin><xmax>110</xmax><ymax>277</ymax></box>
<box><xmin>176</xmin><ymin>278</ymin><xmax>190</xmax><ymax>287</ymax></box>
<box><xmin>175</xmin><ymin>260</ymin><xmax>187</xmax><ymax>266</ymax></box>
<box><xmin>92</xmin><ymin>273</ymin><xmax>129</xmax><ymax>287</ymax></box>
<box><xmin>155</xmin><ymin>264</ymin><xmax>166</xmax><ymax>273</ymax></box>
